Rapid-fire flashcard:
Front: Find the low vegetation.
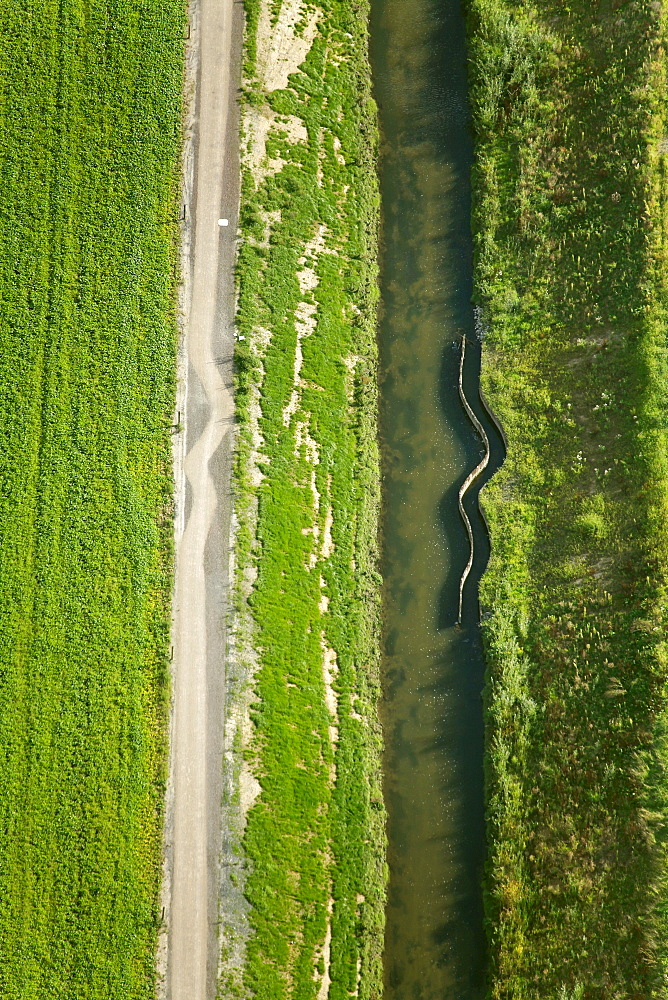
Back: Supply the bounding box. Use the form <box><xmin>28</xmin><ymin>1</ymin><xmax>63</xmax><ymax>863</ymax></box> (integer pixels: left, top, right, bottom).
<box><xmin>0</xmin><ymin>3</ymin><xmax>185</xmax><ymax>997</ymax></box>
<box><xmin>467</xmin><ymin>0</ymin><xmax>668</xmax><ymax>994</ymax></box>
<box><xmin>224</xmin><ymin>0</ymin><xmax>386</xmax><ymax>995</ymax></box>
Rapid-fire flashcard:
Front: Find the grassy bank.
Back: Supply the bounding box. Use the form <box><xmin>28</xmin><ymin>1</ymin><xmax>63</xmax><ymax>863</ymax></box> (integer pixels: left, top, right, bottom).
<box><xmin>223</xmin><ymin>0</ymin><xmax>386</xmax><ymax>995</ymax></box>
<box><xmin>0</xmin><ymin>3</ymin><xmax>185</xmax><ymax>996</ymax></box>
<box><xmin>467</xmin><ymin>0</ymin><xmax>668</xmax><ymax>995</ymax></box>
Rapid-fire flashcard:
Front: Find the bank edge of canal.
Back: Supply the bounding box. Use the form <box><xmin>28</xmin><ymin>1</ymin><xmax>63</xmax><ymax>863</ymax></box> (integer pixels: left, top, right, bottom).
<box><xmin>370</xmin><ymin>0</ymin><xmax>504</xmax><ymax>994</ymax></box>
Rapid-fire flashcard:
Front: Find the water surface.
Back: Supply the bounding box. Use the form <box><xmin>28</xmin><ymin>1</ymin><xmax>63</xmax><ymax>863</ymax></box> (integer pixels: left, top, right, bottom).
<box><xmin>371</xmin><ymin>0</ymin><xmax>502</xmax><ymax>996</ymax></box>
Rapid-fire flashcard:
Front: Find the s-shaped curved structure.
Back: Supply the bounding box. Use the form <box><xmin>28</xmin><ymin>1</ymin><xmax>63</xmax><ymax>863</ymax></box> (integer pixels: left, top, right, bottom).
<box><xmin>456</xmin><ymin>335</ymin><xmax>507</xmax><ymax>625</ymax></box>
<box><xmin>456</xmin><ymin>336</ymin><xmax>489</xmax><ymax>623</ymax></box>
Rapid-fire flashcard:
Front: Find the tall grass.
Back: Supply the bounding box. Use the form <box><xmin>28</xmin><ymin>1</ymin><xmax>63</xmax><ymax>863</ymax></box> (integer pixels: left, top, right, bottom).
<box><xmin>467</xmin><ymin>0</ymin><xmax>668</xmax><ymax>995</ymax></box>
<box><xmin>0</xmin><ymin>3</ymin><xmax>185</xmax><ymax>996</ymax></box>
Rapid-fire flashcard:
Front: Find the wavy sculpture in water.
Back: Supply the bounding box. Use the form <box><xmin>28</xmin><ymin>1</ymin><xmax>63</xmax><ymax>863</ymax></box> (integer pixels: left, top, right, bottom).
<box><xmin>456</xmin><ymin>334</ymin><xmax>507</xmax><ymax>625</ymax></box>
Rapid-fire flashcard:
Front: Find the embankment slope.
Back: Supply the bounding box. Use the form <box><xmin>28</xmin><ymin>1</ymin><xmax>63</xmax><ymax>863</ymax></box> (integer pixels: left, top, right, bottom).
<box><xmin>220</xmin><ymin>0</ymin><xmax>387</xmax><ymax>995</ymax></box>
<box><xmin>468</xmin><ymin>0</ymin><xmax>668</xmax><ymax>994</ymax></box>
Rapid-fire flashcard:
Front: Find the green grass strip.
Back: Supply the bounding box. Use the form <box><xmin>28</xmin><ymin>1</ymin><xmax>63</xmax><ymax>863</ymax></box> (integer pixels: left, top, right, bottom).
<box><xmin>228</xmin><ymin>0</ymin><xmax>386</xmax><ymax>996</ymax></box>
<box><xmin>467</xmin><ymin>0</ymin><xmax>668</xmax><ymax>995</ymax></box>
<box><xmin>0</xmin><ymin>3</ymin><xmax>185</xmax><ymax>997</ymax></box>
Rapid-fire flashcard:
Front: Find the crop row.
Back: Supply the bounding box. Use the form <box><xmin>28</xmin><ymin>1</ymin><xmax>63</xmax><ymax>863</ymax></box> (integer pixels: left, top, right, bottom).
<box><xmin>0</xmin><ymin>3</ymin><xmax>185</xmax><ymax>997</ymax></box>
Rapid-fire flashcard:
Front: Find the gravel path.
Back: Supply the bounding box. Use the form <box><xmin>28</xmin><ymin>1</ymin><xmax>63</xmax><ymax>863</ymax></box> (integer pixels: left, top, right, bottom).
<box><xmin>165</xmin><ymin>1</ymin><xmax>242</xmax><ymax>997</ymax></box>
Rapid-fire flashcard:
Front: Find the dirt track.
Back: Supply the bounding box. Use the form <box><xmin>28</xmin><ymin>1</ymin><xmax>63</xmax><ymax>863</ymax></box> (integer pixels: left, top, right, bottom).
<box><xmin>162</xmin><ymin>1</ymin><xmax>242</xmax><ymax>997</ymax></box>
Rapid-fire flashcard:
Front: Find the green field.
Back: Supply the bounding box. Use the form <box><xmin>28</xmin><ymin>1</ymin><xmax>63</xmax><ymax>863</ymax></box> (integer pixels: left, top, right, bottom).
<box><xmin>0</xmin><ymin>3</ymin><xmax>185</xmax><ymax>996</ymax></box>
<box><xmin>225</xmin><ymin>0</ymin><xmax>386</xmax><ymax>995</ymax></box>
<box><xmin>468</xmin><ymin>0</ymin><xmax>668</xmax><ymax>994</ymax></box>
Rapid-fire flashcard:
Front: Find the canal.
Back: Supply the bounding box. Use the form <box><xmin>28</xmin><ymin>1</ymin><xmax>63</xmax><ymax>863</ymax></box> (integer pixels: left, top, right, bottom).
<box><xmin>370</xmin><ymin>0</ymin><xmax>504</xmax><ymax>996</ymax></box>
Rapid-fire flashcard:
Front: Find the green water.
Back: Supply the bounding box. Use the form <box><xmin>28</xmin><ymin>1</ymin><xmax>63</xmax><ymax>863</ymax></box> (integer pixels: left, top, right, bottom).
<box><xmin>371</xmin><ymin>0</ymin><xmax>502</xmax><ymax>996</ymax></box>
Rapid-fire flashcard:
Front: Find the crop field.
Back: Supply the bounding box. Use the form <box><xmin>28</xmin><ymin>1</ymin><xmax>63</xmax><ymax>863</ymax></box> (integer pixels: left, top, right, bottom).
<box><xmin>468</xmin><ymin>0</ymin><xmax>668</xmax><ymax>995</ymax></box>
<box><xmin>0</xmin><ymin>3</ymin><xmax>185</xmax><ymax>997</ymax></box>
<box><xmin>223</xmin><ymin>0</ymin><xmax>386</xmax><ymax>995</ymax></box>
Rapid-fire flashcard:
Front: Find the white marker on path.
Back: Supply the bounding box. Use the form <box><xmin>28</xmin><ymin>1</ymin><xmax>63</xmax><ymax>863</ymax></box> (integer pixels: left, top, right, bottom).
<box><xmin>218</xmin><ymin>218</ymin><xmax>229</xmax><ymax>226</ymax></box>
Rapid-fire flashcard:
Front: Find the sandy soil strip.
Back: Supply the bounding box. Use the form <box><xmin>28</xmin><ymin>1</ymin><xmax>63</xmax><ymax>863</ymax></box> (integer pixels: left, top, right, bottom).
<box><xmin>159</xmin><ymin>1</ymin><xmax>242</xmax><ymax>998</ymax></box>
